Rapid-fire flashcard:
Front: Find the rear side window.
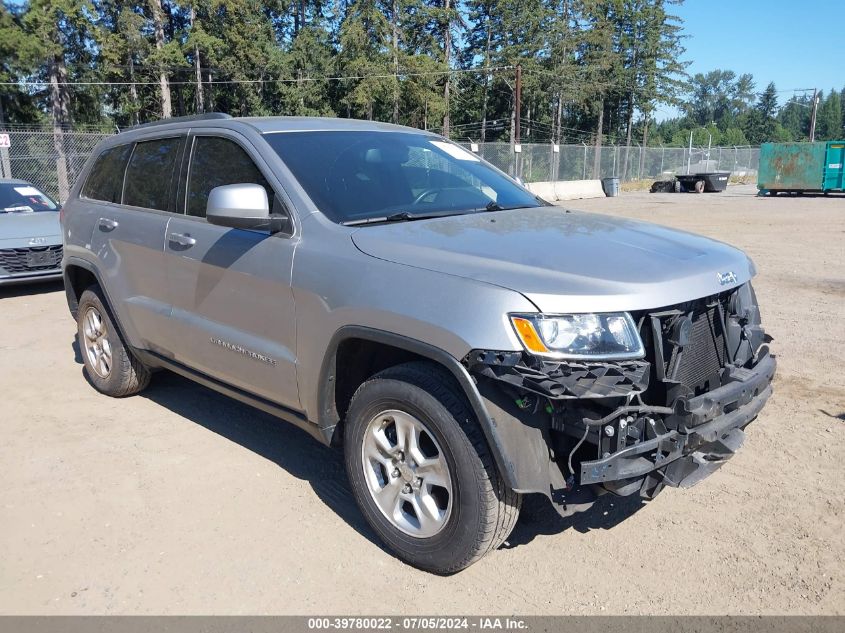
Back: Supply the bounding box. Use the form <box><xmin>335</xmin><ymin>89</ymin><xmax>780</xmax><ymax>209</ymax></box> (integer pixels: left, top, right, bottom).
<box><xmin>81</xmin><ymin>144</ymin><xmax>132</xmax><ymax>203</ymax></box>
<box><xmin>123</xmin><ymin>137</ymin><xmax>184</xmax><ymax>211</ymax></box>
<box><xmin>186</xmin><ymin>136</ymin><xmax>274</xmax><ymax>218</ymax></box>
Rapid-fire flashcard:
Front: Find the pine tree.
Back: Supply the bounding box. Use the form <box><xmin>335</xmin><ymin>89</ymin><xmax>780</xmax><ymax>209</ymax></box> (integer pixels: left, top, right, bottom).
<box><xmin>337</xmin><ymin>0</ymin><xmax>392</xmax><ymax>120</ymax></box>
<box><xmin>617</xmin><ymin>0</ymin><xmax>686</xmax><ymax>179</ymax></box>
<box><xmin>778</xmin><ymin>95</ymin><xmax>811</xmax><ymax>142</ymax></box>
<box><xmin>816</xmin><ymin>89</ymin><xmax>843</xmax><ymax>141</ymax></box>
<box><xmin>580</xmin><ymin>0</ymin><xmax>622</xmax><ymax>177</ymax></box>
<box><xmin>545</xmin><ymin>0</ymin><xmax>582</xmax><ymax>145</ymax></box>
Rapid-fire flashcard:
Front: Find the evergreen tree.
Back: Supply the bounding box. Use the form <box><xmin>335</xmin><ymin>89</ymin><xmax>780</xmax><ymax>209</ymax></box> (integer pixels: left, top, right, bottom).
<box><xmin>617</xmin><ymin>0</ymin><xmax>687</xmax><ymax>179</ymax></box>
<box><xmin>778</xmin><ymin>94</ymin><xmax>811</xmax><ymax>142</ymax></box>
<box><xmin>579</xmin><ymin>0</ymin><xmax>623</xmax><ymax>177</ymax></box>
<box><xmin>816</xmin><ymin>89</ymin><xmax>843</xmax><ymax>140</ymax></box>
<box><xmin>337</xmin><ymin>0</ymin><xmax>392</xmax><ymax>120</ymax></box>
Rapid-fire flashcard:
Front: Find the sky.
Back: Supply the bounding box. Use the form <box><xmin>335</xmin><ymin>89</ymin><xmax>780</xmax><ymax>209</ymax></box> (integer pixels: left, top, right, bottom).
<box><xmin>656</xmin><ymin>0</ymin><xmax>845</xmax><ymax>120</ymax></box>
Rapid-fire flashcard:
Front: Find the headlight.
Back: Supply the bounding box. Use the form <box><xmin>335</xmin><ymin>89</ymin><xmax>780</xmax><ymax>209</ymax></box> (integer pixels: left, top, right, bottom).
<box><xmin>510</xmin><ymin>312</ymin><xmax>644</xmax><ymax>360</ymax></box>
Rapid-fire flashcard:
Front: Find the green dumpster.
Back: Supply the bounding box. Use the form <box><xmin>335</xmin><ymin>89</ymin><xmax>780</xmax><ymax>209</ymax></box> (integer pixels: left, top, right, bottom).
<box><xmin>758</xmin><ymin>141</ymin><xmax>845</xmax><ymax>194</ymax></box>
<box><xmin>823</xmin><ymin>142</ymin><xmax>844</xmax><ymax>191</ymax></box>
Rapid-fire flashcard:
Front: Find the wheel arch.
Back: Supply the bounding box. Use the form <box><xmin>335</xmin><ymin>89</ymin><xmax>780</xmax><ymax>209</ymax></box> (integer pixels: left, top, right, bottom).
<box><xmin>317</xmin><ymin>326</ymin><xmax>520</xmax><ymax>490</ymax></box>
<box><xmin>63</xmin><ymin>258</ymin><xmax>101</xmax><ymax>318</ymax></box>
<box><xmin>63</xmin><ymin>258</ymin><xmax>135</xmax><ymax>354</ymax></box>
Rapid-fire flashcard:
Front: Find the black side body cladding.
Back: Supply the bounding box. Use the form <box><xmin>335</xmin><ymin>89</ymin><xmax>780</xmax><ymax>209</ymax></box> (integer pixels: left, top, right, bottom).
<box><xmin>133</xmin><ymin>349</ymin><xmax>325</xmax><ymax>444</ymax></box>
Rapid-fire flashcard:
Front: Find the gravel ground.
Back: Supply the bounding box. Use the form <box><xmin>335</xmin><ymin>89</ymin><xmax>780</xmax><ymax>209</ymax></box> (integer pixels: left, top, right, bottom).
<box><xmin>1</xmin><ymin>184</ymin><xmax>843</xmax><ymax>615</ymax></box>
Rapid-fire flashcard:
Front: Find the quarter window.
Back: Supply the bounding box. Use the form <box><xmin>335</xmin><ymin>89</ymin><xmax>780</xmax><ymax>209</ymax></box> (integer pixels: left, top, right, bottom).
<box><xmin>186</xmin><ymin>136</ymin><xmax>274</xmax><ymax>218</ymax></box>
<box><xmin>81</xmin><ymin>143</ymin><xmax>133</xmax><ymax>203</ymax></box>
<box><xmin>123</xmin><ymin>137</ymin><xmax>184</xmax><ymax>211</ymax></box>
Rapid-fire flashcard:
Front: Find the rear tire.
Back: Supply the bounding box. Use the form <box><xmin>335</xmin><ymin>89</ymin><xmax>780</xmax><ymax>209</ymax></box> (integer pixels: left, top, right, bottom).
<box><xmin>344</xmin><ymin>361</ymin><xmax>520</xmax><ymax>574</ymax></box>
<box><xmin>77</xmin><ymin>285</ymin><xmax>151</xmax><ymax>397</ymax></box>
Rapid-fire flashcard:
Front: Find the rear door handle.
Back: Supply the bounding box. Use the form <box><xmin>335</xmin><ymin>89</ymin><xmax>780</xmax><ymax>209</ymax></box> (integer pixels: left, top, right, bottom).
<box><xmin>97</xmin><ymin>218</ymin><xmax>118</xmax><ymax>232</ymax></box>
<box><xmin>168</xmin><ymin>232</ymin><xmax>196</xmax><ymax>248</ymax></box>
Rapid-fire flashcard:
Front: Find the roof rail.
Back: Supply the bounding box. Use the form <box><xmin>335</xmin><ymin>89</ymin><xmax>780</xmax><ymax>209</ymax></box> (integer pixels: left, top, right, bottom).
<box><xmin>124</xmin><ymin>112</ymin><xmax>232</xmax><ymax>132</ymax></box>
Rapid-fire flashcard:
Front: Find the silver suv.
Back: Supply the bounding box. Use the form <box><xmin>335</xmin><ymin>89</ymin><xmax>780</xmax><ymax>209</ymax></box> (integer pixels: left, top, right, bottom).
<box><xmin>61</xmin><ymin>114</ymin><xmax>775</xmax><ymax>573</ymax></box>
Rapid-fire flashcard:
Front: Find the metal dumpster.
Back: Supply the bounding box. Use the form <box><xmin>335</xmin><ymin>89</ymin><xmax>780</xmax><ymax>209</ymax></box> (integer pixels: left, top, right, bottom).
<box><xmin>823</xmin><ymin>142</ymin><xmax>845</xmax><ymax>191</ymax></box>
<box><xmin>758</xmin><ymin>141</ymin><xmax>845</xmax><ymax>194</ymax></box>
<box><xmin>675</xmin><ymin>172</ymin><xmax>730</xmax><ymax>193</ymax></box>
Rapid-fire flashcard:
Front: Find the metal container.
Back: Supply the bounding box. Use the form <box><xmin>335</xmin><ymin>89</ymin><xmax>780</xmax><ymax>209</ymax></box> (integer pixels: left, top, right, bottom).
<box><xmin>601</xmin><ymin>176</ymin><xmax>620</xmax><ymax>197</ymax></box>
<box><xmin>675</xmin><ymin>172</ymin><xmax>730</xmax><ymax>193</ymax></box>
<box><xmin>823</xmin><ymin>142</ymin><xmax>845</xmax><ymax>191</ymax></box>
<box><xmin>758</xmin><ymin>141</ymin><xmax>845</xmax><ymax>194</ymax></box>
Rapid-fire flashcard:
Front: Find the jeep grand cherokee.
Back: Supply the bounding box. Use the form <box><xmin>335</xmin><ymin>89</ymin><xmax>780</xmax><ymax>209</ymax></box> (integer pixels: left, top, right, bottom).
<box><xmin>61</xmin><ymin>114</ymin><xmax>775</xmax><ymax>574</ymax></box>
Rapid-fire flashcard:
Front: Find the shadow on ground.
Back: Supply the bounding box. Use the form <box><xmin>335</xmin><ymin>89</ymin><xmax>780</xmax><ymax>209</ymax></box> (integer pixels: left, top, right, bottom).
<box><xmin>138</xmin><ymin>370</ymin><xmax>390</xmax><ymax>555</ymax></box>
<box><xmin>819</xmin><ymin>409</ymin><xmax>845</xmax><ymax>421</ymax></box>
<box><xmin>504</xmin><ymin>492</ymin><xmax>645</xmax><ymax>549</ymax></box>
<box><xmin>0</xmin><ymin>279</ymin><xmax>63</xmax><ymax>299</ymax></box>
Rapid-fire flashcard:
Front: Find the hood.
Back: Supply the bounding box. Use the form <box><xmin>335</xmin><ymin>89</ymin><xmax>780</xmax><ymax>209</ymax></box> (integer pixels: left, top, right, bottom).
<box><xmin>351</xmin><ymin>207</ymin><xmax>755</xmax><ymax>313</ymax></box>
<box><xmin>0</xmin><ymin>211</ymin><xmax>62</xmax><ymax>248</ymax></box>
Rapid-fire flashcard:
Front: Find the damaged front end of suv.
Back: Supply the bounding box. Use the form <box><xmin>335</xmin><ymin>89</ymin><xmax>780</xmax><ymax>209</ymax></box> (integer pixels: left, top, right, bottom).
<box><xmin>465</xmin><ymin>281</ymin><xmax>775</xmax><ymax>515</ymax></box>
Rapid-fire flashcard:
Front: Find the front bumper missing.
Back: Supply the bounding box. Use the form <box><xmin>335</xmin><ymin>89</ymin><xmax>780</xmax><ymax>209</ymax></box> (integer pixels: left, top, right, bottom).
<box><xmin>466</xmin><ymin>343</ymin><xmax>775</xmax><ymax>510</ymax></box>
<box><xmin>579</xmin><ymin>351</ymin><xmax>776</xmax><ymax>495</ymax></box>
<box><xmin>466</xmin><ymin>350</ymin><xmax>650</xmax><ymax>399</ymax></box>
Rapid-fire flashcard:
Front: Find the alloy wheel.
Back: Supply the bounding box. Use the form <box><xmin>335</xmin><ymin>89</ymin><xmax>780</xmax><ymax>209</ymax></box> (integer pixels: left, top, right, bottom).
<box><xmin>361</xmin><ymin>409</ymin><xmax>452</xmax><ymax>538</ymax></box>
<box><xmin>82</xmin><ymin>306</ymin><xmax>112</xmax><ymax>378</ymax></box>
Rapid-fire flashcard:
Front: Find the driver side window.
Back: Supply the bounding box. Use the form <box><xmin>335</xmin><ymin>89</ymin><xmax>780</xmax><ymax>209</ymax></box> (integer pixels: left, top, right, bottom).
<box><xmin>186</xmin><ymin>136</ymin><xmax>275</xmax><ymax>218</ymax></box>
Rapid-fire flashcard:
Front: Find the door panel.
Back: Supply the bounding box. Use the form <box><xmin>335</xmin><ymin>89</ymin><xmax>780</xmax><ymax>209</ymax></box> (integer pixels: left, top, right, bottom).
<box><xmin>87</xmin><ymin>135</ymin><xmax>185</xmax><ymax>350</ymax></box>
<box><xmin>824</xmin><ymin>143</ymin><xmax>844</xmax><ymax>191</ymax></box>
<box><xmin>164</xmin><ymin>218</ymin><xmax>299</xmax><ymax>409</ymax></box>
<box><xmin>89</xmin><ymin>207</ymin><xmax>170</xmax><ymax>351</ymax></box>
<box><xmin>164</xmin><ymin>133</ymin><xmax>299</xmax><ymax>410</ymax></box>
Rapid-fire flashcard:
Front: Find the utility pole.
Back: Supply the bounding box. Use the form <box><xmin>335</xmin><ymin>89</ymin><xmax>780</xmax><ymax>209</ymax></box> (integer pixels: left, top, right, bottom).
<box><xmin>442</xmin><ymin>0</ymin><xmax>452</xmax><ymax>138</ymax></box>
<box><xmin>514</xmin><ymin>64</ymin><xmax>522</xmax><ymax>145</ymax></box>
<box><xmin>809</xmin><ymin>88</ymin><xmax>820</xmax><ymax>142</ymax></box>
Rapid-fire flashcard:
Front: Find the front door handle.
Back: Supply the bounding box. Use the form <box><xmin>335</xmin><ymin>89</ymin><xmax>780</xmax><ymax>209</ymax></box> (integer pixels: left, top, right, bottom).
<box><xmin>169</xmin><ymin>232</ymin><xmax>196</xmax><ymax>248</ymax></box>
<box><xmin>97</xmin><ymin>217</ymin><xmax>118</xmax><ymax>232</ymax></box>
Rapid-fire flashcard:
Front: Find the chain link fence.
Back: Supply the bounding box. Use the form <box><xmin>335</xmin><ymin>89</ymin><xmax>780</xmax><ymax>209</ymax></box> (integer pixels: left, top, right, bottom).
<box><xmin>0</xmin><ymin>126</ymin><xmax>760</xmax><ymax>202</ymax></box>
<box><xmin>462</xmin><ymin>142</ymin><xmax>760</xmax><ymax>183</ymax></box>
<box><xmin>0</xmin><ymin>127</ymin><xmax>111</xmax><ymax>202</ymax></box>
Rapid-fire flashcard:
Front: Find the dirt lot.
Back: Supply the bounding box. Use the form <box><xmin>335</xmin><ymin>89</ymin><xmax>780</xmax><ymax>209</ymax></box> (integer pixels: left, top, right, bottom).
<box><xmin>1</xmin><ymin>184</ymin><xmax>843</xmax><ymax>615</ymax></box>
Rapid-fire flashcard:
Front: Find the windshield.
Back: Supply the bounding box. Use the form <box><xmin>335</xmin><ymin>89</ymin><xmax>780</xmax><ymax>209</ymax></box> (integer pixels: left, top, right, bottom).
<box><xmin>0</xmin><ymin>183</ymin><xmax>59</xmax><ymax>213</ymax></box>
<box><xmin>263</xmin><ymin>131</ymin><xmax>541</xmax><ymax>224</ymax></box>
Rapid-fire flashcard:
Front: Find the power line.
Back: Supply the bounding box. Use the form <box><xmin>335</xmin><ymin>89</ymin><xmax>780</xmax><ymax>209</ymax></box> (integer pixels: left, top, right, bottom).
<box><xmin>0</xmin><ymin>66</ymin><xmax>516</xmax><ymax>88</ymax></box>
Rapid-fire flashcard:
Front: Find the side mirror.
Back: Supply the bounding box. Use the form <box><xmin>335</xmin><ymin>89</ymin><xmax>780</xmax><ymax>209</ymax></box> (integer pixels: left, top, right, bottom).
<box><xmin>206</xmin><ymin>183</ymin><xmax>274</xmax><ymax>231</ymax></box>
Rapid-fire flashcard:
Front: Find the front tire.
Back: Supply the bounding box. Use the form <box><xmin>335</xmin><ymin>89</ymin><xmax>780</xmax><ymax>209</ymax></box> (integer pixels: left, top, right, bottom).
<box><xmin>344</xmin><ymin>362</ymin><xmax>520</xmax><ymax>574</ymax></box>
<box><xmin>77</xmin><ymin>285</ymin><xmax>151</xmax><ymax>397</ymax></box>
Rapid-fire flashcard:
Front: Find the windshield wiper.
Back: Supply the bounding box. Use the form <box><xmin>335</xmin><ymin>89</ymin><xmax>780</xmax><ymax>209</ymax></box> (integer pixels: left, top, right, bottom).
<box><xmin>341</xmin><ymin>202</ymin><xmax>543</xmax><ymax>226</ymax></box>
<box><xmin>341</xmin><ymin>212</ymin><xmax>416</xmax><ymax>226</ymax></box>
<box><xmin>475</xmin><ymin>202</ymin><xmax>538</xmax><ymax>213</ymax></box>
<box><xmin>342</xmin><ymin>210</ymin><xmax>463</xmax><ymax>226</ymax></box>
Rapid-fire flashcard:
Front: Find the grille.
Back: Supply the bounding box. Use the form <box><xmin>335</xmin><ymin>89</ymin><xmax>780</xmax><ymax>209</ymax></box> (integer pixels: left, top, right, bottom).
<box><xmin>0</xmin><ymin>245</ymin><xmax>63</xmax><ymax>273</ymax></box>
<box><xmin>667</xmin><ymin>305</ymin><xmax>727</xmax><ymax>389</ymax></box>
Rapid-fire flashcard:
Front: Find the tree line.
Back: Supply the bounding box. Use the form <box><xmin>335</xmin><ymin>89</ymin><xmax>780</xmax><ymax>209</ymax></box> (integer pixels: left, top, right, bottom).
<box><xmin>654</xmin><ymin>70</ymin><xmax>845</xmax><ymax>147</ymax></box>
<box><xmin>0</xmin><ymin>0</ymin><xmax>842</xmax><ymax>157</ymax></box>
